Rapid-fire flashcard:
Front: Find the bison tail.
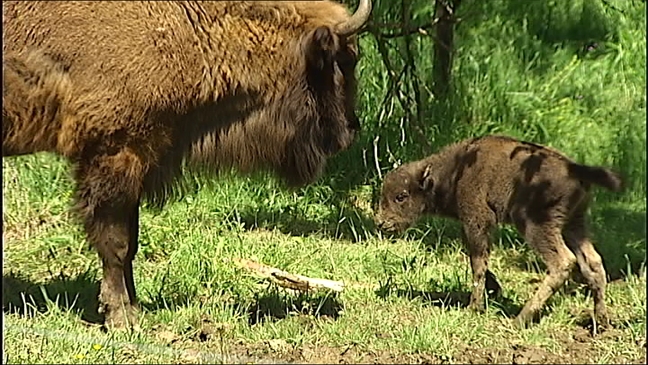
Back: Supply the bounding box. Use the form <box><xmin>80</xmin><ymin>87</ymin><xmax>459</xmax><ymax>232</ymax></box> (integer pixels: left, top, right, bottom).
<box><xmin>569</xmin><ymin>163</ymin><xmax>624</xmax><ymax>192</ymax></box>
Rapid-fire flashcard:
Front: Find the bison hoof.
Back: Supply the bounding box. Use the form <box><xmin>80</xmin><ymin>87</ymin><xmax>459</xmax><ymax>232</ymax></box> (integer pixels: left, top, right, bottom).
<box><xmin>103</xmin><ymin>305</ymin><xmax>140</xmax><ymax>331</ymax></box>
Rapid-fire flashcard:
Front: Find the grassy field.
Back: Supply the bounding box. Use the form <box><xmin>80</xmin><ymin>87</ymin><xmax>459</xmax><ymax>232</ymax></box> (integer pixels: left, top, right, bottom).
<box><xmin>3</xmin><ymin>0</ymin><xmax>646</xmax><ymax>364</ymax></box>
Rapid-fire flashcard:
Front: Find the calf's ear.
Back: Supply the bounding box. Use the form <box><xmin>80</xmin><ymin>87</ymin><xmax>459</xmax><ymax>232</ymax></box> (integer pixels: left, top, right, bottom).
<box><xmin>304</xmin><ymin>26</ymin><xmax>338</xmax><ymax>85</ymax></box>
<box><xmin>420</xmin><ymin>165</ymin><xmax>434</xmax><ymax>191</ymax></box>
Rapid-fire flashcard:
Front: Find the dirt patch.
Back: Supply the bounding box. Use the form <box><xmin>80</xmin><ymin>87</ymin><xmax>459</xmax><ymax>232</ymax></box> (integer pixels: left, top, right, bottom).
<box><xmin>455</xmin><ymin>345</ymin><xmax>576</xmax><ymax>364</ymax></box>
<box><xmin>157</xmin><ymin>316</ymin><xmax>433</xmax><ymax>364</ymax></box>
<box><xmin>215</xmin><ymin>325</ymin><xmax>645</xmax><ymax>364</ymax></box>
<box><xmin>227</xmin><ymin>341</ymin><xmax>440</xmax><ymax>364</ymax></box>
<box><xmin>453</xmin><ymin>327</ymin><xmax>645</xmax><ymax>365</ymax></box>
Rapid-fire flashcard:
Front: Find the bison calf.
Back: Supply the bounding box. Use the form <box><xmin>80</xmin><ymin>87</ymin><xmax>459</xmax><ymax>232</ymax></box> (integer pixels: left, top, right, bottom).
<box><xmin>375</xmin><ymin>135</ymin><xmax>623</xmax><ymax>328</ymax></box>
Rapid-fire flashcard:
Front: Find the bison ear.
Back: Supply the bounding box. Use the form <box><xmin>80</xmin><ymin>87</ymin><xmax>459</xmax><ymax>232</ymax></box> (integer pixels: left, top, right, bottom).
<box><xmin>305</xmin><ymin>26</ymin><xmax>338</xmax><ymax>74</ymax></box>
<box><xmin>420</xmin><ymin>165</ymin><xmax>434</xmax><ymax>191</ymax></box>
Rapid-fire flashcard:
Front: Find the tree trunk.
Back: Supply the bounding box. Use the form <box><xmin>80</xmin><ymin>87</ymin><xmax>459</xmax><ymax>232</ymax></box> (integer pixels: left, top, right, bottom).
<box><xmin>432</xmin><ymin>0</ymin><xmax>461</xmax><ymax>99</ymax></box>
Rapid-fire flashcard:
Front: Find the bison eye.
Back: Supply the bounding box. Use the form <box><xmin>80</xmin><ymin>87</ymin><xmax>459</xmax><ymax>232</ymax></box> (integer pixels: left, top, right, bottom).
<box><xmin>395</xmin><ymin>192</ymin><xmax>409</xmax><ymax>203</ymax></box>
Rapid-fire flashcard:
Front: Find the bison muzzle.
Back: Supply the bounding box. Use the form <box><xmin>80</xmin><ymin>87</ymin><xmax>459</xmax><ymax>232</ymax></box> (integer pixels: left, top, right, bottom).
<box><xmin>3</xmin><ymin>0</ymin><xmax>372</xmax><ymax>329</ymax></box>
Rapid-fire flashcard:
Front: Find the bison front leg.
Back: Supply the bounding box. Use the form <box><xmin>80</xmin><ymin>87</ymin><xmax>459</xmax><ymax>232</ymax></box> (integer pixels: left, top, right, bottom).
<box><xmin>124</xmin><ymin>203</ymin><xmax>140</xmax><ymax>310</ymax></box>
<box><xmin>75</xmin><ymin>150</ymin><xmax>145</xmax><ymax>329</ymax></box>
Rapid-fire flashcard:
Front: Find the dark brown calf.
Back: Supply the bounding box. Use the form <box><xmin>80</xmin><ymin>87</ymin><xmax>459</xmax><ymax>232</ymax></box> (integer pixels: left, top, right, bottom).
<box><xmin>376</xmin><ymin>135</ymin><xmax>623</xmax><ymax>328</ymax></box>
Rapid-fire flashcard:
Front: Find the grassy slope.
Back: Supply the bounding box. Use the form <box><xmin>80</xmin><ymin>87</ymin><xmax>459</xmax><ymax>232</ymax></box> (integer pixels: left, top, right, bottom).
<box><xmin>3</xmin><ymin>0</ymin><xmax>645</xmax><ymax>363</ymax></box>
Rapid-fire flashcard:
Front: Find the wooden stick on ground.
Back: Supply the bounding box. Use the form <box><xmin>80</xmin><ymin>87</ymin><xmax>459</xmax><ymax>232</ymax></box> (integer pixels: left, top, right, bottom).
<box><xmin>233</xmin><ymin>258</ymin><xmax>345</xmax><ymax>293</ymax></box>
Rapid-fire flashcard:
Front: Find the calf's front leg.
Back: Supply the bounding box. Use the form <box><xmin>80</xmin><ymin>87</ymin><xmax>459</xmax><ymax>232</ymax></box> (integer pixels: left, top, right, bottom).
<box><xmin>461</xmin><ymin>215</ymin><xmax>495</xmax><ymax>312</ymax></box>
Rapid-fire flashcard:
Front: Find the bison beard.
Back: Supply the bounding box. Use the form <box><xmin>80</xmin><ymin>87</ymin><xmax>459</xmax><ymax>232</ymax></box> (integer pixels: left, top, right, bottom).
<box><xmin>2</xmin><ymin>0</ymin><xmax>372</xmax><ymax>329</ymax></box>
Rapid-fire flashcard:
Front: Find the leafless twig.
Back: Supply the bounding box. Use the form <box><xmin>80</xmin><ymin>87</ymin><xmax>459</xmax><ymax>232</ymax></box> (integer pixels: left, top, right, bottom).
<box><xmin>233</xmin><ymin>258</ymin><xmax>345</xmax><ymax>293</ymax></box>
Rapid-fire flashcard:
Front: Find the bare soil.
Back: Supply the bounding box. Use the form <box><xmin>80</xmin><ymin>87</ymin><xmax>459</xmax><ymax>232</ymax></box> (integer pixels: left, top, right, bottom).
<box><xmin>177</xmin><ymin>324</ymin><xmax>645</xmax><ymax>364</ymax></box>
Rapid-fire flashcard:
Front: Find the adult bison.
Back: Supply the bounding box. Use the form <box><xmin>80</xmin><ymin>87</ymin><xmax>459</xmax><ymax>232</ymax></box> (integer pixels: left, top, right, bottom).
<box><xmin>2</xmin><ymin>0</ymin><xmax>372</xmax><ymax>328</ymax></box>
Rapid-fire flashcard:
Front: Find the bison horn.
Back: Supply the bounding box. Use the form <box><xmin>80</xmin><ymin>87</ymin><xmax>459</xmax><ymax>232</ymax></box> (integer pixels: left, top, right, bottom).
<box><xmin>335</xmin><ymin>0</ymin><xmax>372</xmax><ymax>37</ymax></box>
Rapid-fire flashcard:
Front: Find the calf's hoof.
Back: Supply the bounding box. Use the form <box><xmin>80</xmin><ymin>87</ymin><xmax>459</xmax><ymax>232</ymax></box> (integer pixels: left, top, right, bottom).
<box><xmin>590</xmin><ymin>311</ymin><xmax>611</xmax><ymax>336</ymax></box>
<box><xmin>594</xmin><ymin>307</ymin><xmax>610</xmax><ymax>327</ymax></box>
<box><xmin>467</xmin><ymin>299</ymin><xmax>486</xmax><ymax>314</ymax></box>
<box><xmin>513</xmin><ymin>309</ymin><xmax>535</xmax><ymax>329</ymax></box>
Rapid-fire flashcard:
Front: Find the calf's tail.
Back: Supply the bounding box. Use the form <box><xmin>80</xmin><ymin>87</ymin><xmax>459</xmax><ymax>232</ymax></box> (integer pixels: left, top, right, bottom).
<box><xmin>569</xmin><ymin>163</ymin><xmax>624</xmax><ymax>192</ymax></box>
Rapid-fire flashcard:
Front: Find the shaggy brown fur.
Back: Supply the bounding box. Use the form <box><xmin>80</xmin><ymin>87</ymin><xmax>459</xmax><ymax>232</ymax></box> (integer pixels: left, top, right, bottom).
<box><xmin>3</xmin><ymin>0</ymin><xmax>372</xmax><ymax>328</ymax></box>
<box><xmin>375</xmin><ymin>135</ymin><xmax>623</xmax><ymax>329</ymax></box>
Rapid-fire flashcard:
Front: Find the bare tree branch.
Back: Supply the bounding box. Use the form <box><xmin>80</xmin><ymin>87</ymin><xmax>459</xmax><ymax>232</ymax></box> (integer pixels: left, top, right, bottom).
<box><xmin>601</xmin><ymin>0</ymin><xmax>625</xmax><ymax>14</ymax></box>
<box><xmin>369</xmin><ymin>26</ymin><xmax>433</xmax><ymax>154</ymax></box>
<box><xmin>401</xmin><ymin>0</ymin><xmax>431</xmax><ymax>153</ymax></box>
<box><xmin>372</xmin><ymin>24</ymin><xmax>435</xmax><ymax>39</ymax></box>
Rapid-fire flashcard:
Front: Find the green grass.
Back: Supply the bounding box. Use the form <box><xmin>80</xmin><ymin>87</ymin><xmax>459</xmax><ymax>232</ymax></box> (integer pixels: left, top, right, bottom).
<box><xmin>3</xmin><ymin>153</ymin><xmax>645</xmax><ymax>364</ymax></box>
<box><xmin>3</xmin><ymin>0</ymin><xmax>646</xmax><ymax>363</ymax></box>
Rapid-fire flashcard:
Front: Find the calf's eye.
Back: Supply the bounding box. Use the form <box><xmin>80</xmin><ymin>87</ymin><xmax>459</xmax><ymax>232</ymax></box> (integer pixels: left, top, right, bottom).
<box><xmin>395</xmin><ymin>192</ymin><xmax>409</xmax><ymax>203</ymax></box>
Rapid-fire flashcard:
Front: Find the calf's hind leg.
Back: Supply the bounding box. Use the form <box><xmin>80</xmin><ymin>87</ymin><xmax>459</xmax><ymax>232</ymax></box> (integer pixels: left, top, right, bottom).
<box><xmin>75</xmin><ymin>149</ymin><xmax>145</xmax><ymax>329</ymax></box>
<box><xmin>563</xmin><ymin>214</ymin><xmax>610</xmax><ymax>329</ymax></box>
<box><xmin>516</xmin><ymin>222</ymin><xmax>577</xmax><ymax>328</ymax></box>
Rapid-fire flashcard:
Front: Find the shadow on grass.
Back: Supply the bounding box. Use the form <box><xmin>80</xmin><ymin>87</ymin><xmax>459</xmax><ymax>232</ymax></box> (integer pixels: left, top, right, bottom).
<box><xmin>372</xmin><ymin>274</ymin><xmax>634</xmax><ymax>329</ymax></box>
<box><xmin>589</xmin><ymin>204</ymin><xmax>646</xmax><ymax>281</ymax></box>
<box><xmin>244</xmin><ymin>289</ymin><xmax>344</xmax><ymax>325</ymax></box>
<box><xmin>3</xmin><ymin>270</ymin><xmax>215</xmax><ymax>326</ymax></box>
<box><xmin>237</xmin><ymin>192</ymin><xmax>377</xmax><ymax>243</ymax></box>
<box><xmin>374</xmin><ymin>278</ymin><xmax>523</xmax><ymax>319</ymax></box>
<box><xmin>3</xmin><ymin>270</ymin><xmax>344</xmax><ymax>329</ymax></box>
<box><xmin>374</xmin><ymin>271</ymin><xmax>524</xmax><ymax>318</ymax></box>
<box><xmin>2</xmin><ymin>270</ymin><xmax>103</xmax><ymax>324</ymax></box>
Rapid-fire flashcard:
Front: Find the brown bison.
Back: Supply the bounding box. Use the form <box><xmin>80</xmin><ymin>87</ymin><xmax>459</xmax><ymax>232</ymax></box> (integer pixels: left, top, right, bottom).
<box><xmin>3</xmin><ymin>0</ymin><xmax>372</xmax><ymax>328</ymax></box>
<box><xmin>375</xmin><ymin>135</ymin><xmax>623</xmax><ymax>329</ymax></box>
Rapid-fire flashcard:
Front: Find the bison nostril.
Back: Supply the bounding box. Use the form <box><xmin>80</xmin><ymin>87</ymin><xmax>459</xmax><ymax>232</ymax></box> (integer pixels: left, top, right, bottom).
<box><xmin>376</xmin><ymin>220</ymin><xmax>392</xmax><ymax>232</ymax></box>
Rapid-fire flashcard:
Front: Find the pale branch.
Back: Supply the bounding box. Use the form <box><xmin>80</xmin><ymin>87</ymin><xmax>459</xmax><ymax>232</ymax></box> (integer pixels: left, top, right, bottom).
<box><xmin>233</xmin><ymin>258</ymin><xmax>345</xmax><ymax>293</ymax></box>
